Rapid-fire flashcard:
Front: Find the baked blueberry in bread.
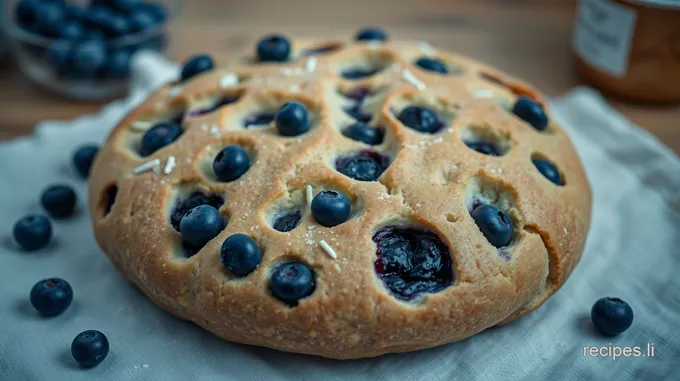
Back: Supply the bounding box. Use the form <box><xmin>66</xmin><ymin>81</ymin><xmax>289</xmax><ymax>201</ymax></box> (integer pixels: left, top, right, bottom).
<box><xmin>89</xmin><ymin>28</ymin><xmax>591</xmax><ymax>359</ymax></box>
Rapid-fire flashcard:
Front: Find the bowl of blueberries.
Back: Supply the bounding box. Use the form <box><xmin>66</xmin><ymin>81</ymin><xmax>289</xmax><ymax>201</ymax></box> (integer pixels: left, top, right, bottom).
<box><xmin>1</xmin><ymin>0</ymin><xmax>184</xmax><ymax>100</ymax></box>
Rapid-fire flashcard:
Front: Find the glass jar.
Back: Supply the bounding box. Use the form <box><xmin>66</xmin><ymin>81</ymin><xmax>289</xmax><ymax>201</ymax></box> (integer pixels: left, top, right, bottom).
<box><xmin>572</xmin><ymin>0</ymin><xmax>680</xmax><ymax>104</ymax></box>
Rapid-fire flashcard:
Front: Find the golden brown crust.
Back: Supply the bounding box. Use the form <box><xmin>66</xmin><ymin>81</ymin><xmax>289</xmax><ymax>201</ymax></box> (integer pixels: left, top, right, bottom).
<box><xmin>88</xmin><ymin>37</ymin><xmax>591</xmax><ymax>359</ymax></box>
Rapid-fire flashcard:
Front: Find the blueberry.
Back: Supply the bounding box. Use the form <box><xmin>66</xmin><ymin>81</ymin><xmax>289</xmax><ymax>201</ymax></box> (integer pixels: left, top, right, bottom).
<box><xmin>355</xmin><ymin>27</ymin><xmax>388</xmax><ymax>42</ymax></box>
<box><xmin>244</xmin><ymin>112</ymin><xmax>275</xmax><ymax>127</ymax></box>
<box><xmin>179</xmin><ymin>205</ymin><xmax>224</xmax><ymax>247</ymax></box>
<box><xmin>71</xmin><ymin>330</ymin><xmax>109</xmax><ymax>368</ymax></box>
<box><xmin>139</xmin><ymin>122</ymin><xmax>183</xmax><ymax>156</ymax></box>
<box><xmin>188</xmin><ymin>96</ymin><xmax>240</xmax><ymax>117</ymax></box>
<box><xmin>311</xmin><ymin>190</ymin><xmax>351</xmax><ymax>227</ymax></box>
<box><xmin>465</xmin><ymin>141</ymin><xmax>501</xmax><ymax>156</ymax></box>
<box><xmin>15</xmin><ymin>0</ymin><xmax>41</xmax><ymax>28</ymax></box>
<box><xmin>341</xmin><ymin>87</ymin><xmax>372</xmax><ymax>101</ymax></box>
<box><xmin>272</xmin><ymin>211</ymin><xmax>301</xmax><ymax>232</ymax></box>
<box><xmin>138</xmin><ymin>2</ymin><xmax>167</xmax><ymax>22</ymax></box>
<box><xmin>397</xmin><ymin>106</ymin><xmax>442</xmax><ymax>134</ymax></box>
<box><xmin>533</xmin><ymin>158</ymin><xmax>563</xmax><ymax>185</ymax></box>
<box><xmin>64</xmin><ymin>5</ymin><xmax>87</xmax><ymax>21</ymax></box>
<box><xmin>470</xmin><ymin>204</ymin><xmax>513</xmax><ymax>248</ymax></box>
<box><xmin>83</xmin><ymin>7</ymin><xmax>130</xmax><ymax>38</ymax></box>
<box><xmin>343</xmin><ymin>104</ymin><xmax>372</xmax><ymax>122</ymax></box>
<box><xmin>342</xmin><ymin>123</ymin><xmax>384</xmax><ymax>145</ymax></box>
<box><xmin>82</xmin><ymin>30</ymin><xmax>106</xmax><ymax>42</ymax></box>
<box><xmin>95</xmin><ymin>0</ymin><xmax>141</xmax><ymax>14</ymax></box>
<box><xmin>128</xmin><ymin>9</ymin><xmax>157</xmax><ymax>33</ymax></box>
<box><xmin>269</xmin><ymin>262</ymin><xmax>315</xmax><ymax>307</ymax></box>
<box><xmin>170</xmin><ymin>192</ymin><xmax>224</xmax><ymax>231</ymax></box>
<box><xmin>512</xmin><ymin>96</ymin><xmax>548</xmax><ymax>131</ymax></box>
<box><xmin>415</xmin><ymin>57</ymin><xmax>448</xmax><ymax>74</ymax></box>
<box><xmin>46</xmin><ymin>43</ymin><xmax>74</xmax><ymax>77</ymax></box>
<box><xmin>336</xmin><ymin>151</ymin><xmax>389</xmax><ymax>182</ymax></box>
<box><xmin>56</xmin><ymin>21</ymin><xmax>85</xmax><ymax>40</ymax></box>
<box><xmin>29</xmin><ymin>278</ymin><xmax>73</xmax><ymax>316</ymax></box>
<box><xmin>103</xmin><ymin>49</ymin><xmax>131</xmax><ymax>79</ymax></box>
<box><xmin>256</xmin><ymin>34</ymin><xmax>291</xmax><ymax>62</ymax></box>
<box><xmin>72</xmin><ymin>144</ymin><xmax>99</xmax><ymax>178</ymax></box>
<box><xmin>40</xmin><ymin>185</ymin><xmax>77</xmax><ymax>219</ymax></box>
<box><xmin>33</xmin><ymin>2</ymin><xmax>65</xmax><ymax>37</ymax></box>
<box><xmin>13</xmin><ymin>215</ymin><xmax>52</xmax><ymax>251</ymax></box>
<box><xmin>72</xmin><ymin>40</ymin><xmax>107</xmax><ymax>78</ymax></box>
<box><xmin>221</xmin><ymin>234</ymin><xmax>261</xmax><ymax>277</ymax></box>
<box><xmin>82</xmin><ymin>6</ymin><xmax>112</xmax><ymax>30</ymax></box>
<box><xmin>275</xmin><ymin>102</ymin><xmax>310</xmax><ymax>137</ymax></box>
<box><xmin>591</xmin><ymin>297</ymin><xmax>634</xmax><ymax>336</ymax></box>
<box><xmin>105</xmin><ymin>14</ymin><xmax>130</xmax><ymax>37</ymax></box>
<box><xmin>212</xmin><ymin>145</ymin><xmax>250</xmax><ymax>182</ymax></box>
<box><xmin>340</xmin><ymin>67</ymin><xmax>380</xmax><ymax>80</ymax></box>
<box><xmin>180</xmin><ymin>54</ymin><xmax>214</xmax><ymax>82</ymax></box>
<box><xmin>373</xmin><ymin>226</ymin><xmax>454</xmax><ymax>300</ymax></box>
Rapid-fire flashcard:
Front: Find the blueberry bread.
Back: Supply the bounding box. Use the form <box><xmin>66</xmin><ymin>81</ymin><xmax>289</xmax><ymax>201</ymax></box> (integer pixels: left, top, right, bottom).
<box><xmin>88</xmin><ymin>29</ymin><xmax>592</xmax><ymax>359</ymax></box>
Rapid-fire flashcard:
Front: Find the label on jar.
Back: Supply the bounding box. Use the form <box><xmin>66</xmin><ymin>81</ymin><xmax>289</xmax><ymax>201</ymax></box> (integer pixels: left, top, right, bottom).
<box><xmin>572</xmin><ymin>0</ymin><xmax>637</xmax><ymax>78</ymax></box>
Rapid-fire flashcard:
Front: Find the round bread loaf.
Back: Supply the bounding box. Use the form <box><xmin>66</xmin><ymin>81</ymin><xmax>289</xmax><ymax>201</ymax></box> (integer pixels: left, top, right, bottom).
<box><xmin>89</xmin><ymin>30</ymin><xmax>591</xmax><ymax>359</ymax></box>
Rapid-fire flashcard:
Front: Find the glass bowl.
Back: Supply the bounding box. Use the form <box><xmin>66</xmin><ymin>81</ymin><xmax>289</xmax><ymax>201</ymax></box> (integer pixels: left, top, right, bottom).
<box><xmin>1</xmin><ymin>0</ymin><xmax>184</xmax><ymax>100</ymax></box>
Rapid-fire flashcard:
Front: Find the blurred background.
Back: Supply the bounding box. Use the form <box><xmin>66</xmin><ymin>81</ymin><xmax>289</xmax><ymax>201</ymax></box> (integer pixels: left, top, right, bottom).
<box><xmin>0</xmin><ymin>0</ymin><xmax>678</xmax><ymax>153</ymax></box>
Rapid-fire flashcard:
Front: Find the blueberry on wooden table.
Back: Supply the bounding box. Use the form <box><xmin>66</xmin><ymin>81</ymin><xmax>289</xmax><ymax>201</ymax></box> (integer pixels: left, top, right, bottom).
<box><xmin>71</xmin><ymin>330</ymin><xmax>109</xmax><ymax>368</ymax></box>
<box><xmin>30</xmin><ymin>278</ymin><xmax>73</xmax><ymax>317</ymax></box>
<box><xmin>13</xmin><ymin>215</ymin><xmax>52</xmax><ymax>251</ymax></box>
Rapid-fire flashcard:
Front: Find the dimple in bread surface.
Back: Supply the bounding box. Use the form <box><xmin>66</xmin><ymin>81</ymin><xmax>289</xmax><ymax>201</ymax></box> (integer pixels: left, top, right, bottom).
<box><xmin>88</xmin><ymin>36</ymin><xmax>592</xmax><ymax>359</ymax></box>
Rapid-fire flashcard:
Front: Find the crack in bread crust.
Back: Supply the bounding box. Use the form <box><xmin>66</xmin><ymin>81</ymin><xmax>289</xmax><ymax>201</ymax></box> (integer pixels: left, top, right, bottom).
<box><xmin>88</xmin><ymin>36</ymin><xmax>591</xmax><ymax>359</ymax></box>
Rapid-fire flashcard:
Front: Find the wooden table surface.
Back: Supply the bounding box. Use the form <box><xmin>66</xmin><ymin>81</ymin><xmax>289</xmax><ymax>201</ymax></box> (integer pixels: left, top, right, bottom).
<box><xmin>1</xmin><ymin>0</ymin><xmax>679</xmax><ymax>153</ymax></box>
